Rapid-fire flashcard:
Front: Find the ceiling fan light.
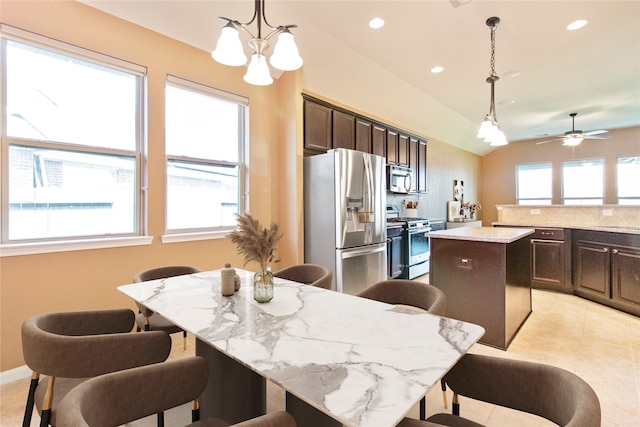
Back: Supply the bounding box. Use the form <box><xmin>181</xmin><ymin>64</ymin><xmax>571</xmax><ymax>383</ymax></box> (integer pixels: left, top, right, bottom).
<box><xmin>562</xmin><ymin>136</ymin><xmax>584</xmax><ymax>146</ymax></box>
<box><xmin>244</xmin><ymin>53</ymin><xmax>273</xmax><ymax>86</ymax></box>
<box><xmin>212</xmin><ymin>23</ymin><xmax>247</xmax><ymax>66</ymax></box>
<box><xmin>269</xmin><ymin>30</ymin><xmax>303</xmax><ymax>71</ymax></box>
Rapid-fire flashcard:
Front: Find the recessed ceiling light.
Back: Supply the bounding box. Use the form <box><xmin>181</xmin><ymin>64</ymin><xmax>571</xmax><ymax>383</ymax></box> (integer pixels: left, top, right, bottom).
<box><xmin>567</xmin><ymin>19</ymin><xmax>588</xmax><ymax>30</ymax></box>
<box><xmin>431</xmin><ymin>66</ymin><xmax>444</xmax><ymax>73</ymax></box>
<box><xmin>369</xmin><ymin>17</ymin><xmax>384</xmax><ymax>29</ymax></box>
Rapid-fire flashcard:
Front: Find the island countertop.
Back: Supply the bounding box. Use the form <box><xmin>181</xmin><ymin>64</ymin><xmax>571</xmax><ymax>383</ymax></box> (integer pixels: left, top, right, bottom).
<box><xmin>429</xmin><ymin>226</ymin><xmax>534</xmax><ymax>243</ymax></box>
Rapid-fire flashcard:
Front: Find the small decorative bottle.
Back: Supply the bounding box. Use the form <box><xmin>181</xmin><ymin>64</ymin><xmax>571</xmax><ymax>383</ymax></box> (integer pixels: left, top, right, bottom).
<box><xmin>220</xmin><ymin>263</ymin><xmax>236</xmax><ymax>296</ymax></box>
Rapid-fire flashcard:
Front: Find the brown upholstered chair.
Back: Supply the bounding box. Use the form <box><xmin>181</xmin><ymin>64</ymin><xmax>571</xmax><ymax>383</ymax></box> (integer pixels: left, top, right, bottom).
<box><xmin>357</xmin><ymin>279</ymin><xmax>446</xmax><ymax>420</ymax></box>
<box><xmin>273</xmin><ymin>263</ymin><xmax>333</xmax><ymax>290</ymax></box>
<box><xmin>56</xmin><ymin>356</ymin><xmax>297</xmax><ymax>427</ymax></box>
<box><xmin>21</xmin><ymin>308</ymin><xmax>171</xmax><ymax>427</ymax></box>
<box><xmin>133</xmin><ymin>265</ymin><xmax>202</xmax><ymax>350</ymax></box>
<box><xmin>398</xmin><ymin>353</ymin><xmax>601</xmax><ymax>427</ymax></box>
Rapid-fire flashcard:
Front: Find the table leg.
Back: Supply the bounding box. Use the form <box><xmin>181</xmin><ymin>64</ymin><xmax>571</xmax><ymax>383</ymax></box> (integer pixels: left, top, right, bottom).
<box><xmin>286</xmin><ymin>392</ymin><xmax>342</xmax><ymax>427</ymax></box>
<box><xmin>196</xmin><ymin>338</ymin><xmax>266</xmax><ymax>423</ymax></box>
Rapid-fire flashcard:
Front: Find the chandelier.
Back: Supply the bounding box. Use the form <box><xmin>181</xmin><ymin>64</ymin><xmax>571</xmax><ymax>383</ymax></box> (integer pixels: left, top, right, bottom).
<box><xmin>477</xmin><ymin>17</ymin><xmax>508</xmax><ymax>146</ymax></box>
<box><xmin>211</xmin><ymin>0</ymin><xmax>303</xmax><ymax>86</ymax></box>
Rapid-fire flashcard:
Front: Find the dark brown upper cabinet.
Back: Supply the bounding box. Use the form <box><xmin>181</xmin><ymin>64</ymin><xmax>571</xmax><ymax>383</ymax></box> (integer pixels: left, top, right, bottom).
<box><xmin>372</xmin><ymin>125</ymin><xmax>386</xmax><ymax>159</ymax></box>
<box><xmin>304</xmin><ymin>100</ymin><xmax>332</xmax><ymax>152</ymax></box>
<box><xmin>398</xmin><ymin>134</ymin><xmax>409</xmax><ymax>166</ymax></box>
<box><xmin>355</xmin><ymin>119</ymin><xmax>372</xmax><ymax>153</ymax></box>
<box><xmin>386</xmin><ymin>130</ymin><xmax>399</xmax><ymax>164</ymax></box>
<box><xmin>332</xmin><ymin>110</ymin><xmax>355</xmax><ymax>150</ymax></box>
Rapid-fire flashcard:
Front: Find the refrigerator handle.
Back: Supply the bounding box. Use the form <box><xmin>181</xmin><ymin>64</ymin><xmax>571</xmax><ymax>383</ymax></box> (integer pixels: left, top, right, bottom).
<box><xmin>341</xmin><ymin>243</ymin><xmax>386</xmax><ymax>259</ymax></box>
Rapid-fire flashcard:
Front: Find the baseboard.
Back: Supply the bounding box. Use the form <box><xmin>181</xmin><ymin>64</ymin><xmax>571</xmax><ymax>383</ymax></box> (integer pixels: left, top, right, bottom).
<box><xmin>0</xmin><ymin>365</ymin><xmax>31</xmax><ymax>385</ymax></box>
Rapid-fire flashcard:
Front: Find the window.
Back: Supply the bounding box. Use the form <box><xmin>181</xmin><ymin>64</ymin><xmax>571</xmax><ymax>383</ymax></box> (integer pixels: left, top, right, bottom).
<box><xmin>516</xmin><ymin>163</ymin><xmax>552</xmax><ymax>205</ymax></box>
<box><xmin>164</xmin><ymin>76</ymin><xmax>247</xmax><ymax>234</ymax></box>
<box><xmin>617</xmin><ymin>156</ymin><xmax>640</xmax><ymax>205</ymax></box>
<box><xmin>562</xmin><ymin>159</ymin><xmax>604</xmax><ymax>205</ymax></box>
<box><xmin>1</xmin><ymin>27</ymin><xmax>145</xmax><ymax>245</ymax></box>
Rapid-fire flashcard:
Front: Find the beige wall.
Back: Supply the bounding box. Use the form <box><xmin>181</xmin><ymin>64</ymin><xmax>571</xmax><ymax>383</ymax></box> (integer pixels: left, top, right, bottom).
<box><xmin>481</xmin><ymin>126</ymin><xmax>640</xmax><ymax>225</ymax></box>
<box><xmin>0</xmin><ymin>1</ymin><xmax>483</xmax><ymax>372</ymax></box>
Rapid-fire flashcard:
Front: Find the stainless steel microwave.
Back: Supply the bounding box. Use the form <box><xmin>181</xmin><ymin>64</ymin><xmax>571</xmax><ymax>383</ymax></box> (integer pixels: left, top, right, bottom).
<box><xmin>387</xmin><ymin>164</ymin><xmax>413</xmax><ymax>193</ymax></box>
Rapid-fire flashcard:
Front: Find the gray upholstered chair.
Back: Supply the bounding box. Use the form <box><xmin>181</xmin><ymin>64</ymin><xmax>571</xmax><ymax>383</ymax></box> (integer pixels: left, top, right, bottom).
<box><xmin>273</xmin><ymin>263</ymin><xmax>333</xmax><ymax>290</ymax></box>
<box><xmin>56</xmin><ymin>356</ymin><xmax>297</xmax><ymax>427</ymax></box>
<box><xmin>133</xmin><ymin>265</ymin><xmax>202</xmax><ymax>350</ymax></box>
<box><xmin>21</xmin><ymin>308</ymin><xmax>171</xmax><ymax>427</ymax></box>
<box><xmin>357</xmin><ymin>279</ymin><xmax>446</xmax><ymax>420</ymax></box>
<box><xmin>398</xmin><ymin>353</ymin><xmax>601</xmax><ymax>427</ymax></box>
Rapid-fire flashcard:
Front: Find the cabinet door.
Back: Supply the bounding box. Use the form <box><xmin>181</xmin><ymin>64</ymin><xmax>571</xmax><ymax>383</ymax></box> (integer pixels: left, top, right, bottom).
<box><xmin>574</xmin><ymin>242</ymin><xmax>610</xmax><ymax>299</ymax></box>
<box><xmin>408</xmin><ymin>138</ymin><xmax>419</xmax><ymax>192</ymax></box>
<box><xmin>355</xmin><ymin>119</ymin><xmax>372</xmax><ymax>153</ymax></box>
<box><xmin>304</xmin><ymin>101</ymin><xmax>332</xmax><ymax>152</ymax></box>
<box><xmin>386</xmin><ymin>130</ymin><xmax>399</xmax><ymax>164</ymax></box>
<box><xmin>333</xmin><ymin>110</ymin><xmax>355</xmax><ymax>150</ymax></box>
<box><xmin>418</xmin><ymin>140</ymin><xmax>427</xmax><ymax>192</ymax></box>
<box><xmin>372</xmin><ymin>125</ymin><xmax>386</xmax><ymax>159</ymax></box>
<box><xmin>388</xmin><ymin>235</ymin><xmax>404</xmax><ymax>278</ymax></box>
<box><xmin>612</xmin><ymin>247</ymin><xmax>640</xmax><ymax>311</ymax></box>
<box><xmin>398</xmin><ymin>134</ymin><xmax>409</xmax><ymax>166</ymax></box>
<box><xmin>531</xmin><ymin>239</ymin><xmax>565</xmax><ymax>287</ymax></box>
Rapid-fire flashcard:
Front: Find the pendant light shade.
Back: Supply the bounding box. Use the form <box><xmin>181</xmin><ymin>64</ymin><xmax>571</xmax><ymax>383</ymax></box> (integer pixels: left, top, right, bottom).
<box><xmin>211</xmin><ymin>23</ymin><xmax>247</xmax><ymax>66</ymax></box>
<box><xmin>244</xmin><ymin>53</ymin><xmax>274</xmax><ymax>86</ymax></box>
<box><xmin>270</xmin><ymin>30</ymin><xmax>303</xmax><ymax>71</ymax></box>
<box><xmin>211</xmin><ymin>0</ymin><xmax>302</xmax><ymax>85</ymax></box>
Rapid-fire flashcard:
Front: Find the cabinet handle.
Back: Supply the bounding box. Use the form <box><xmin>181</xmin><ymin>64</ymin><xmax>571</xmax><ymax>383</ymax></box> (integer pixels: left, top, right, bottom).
<box><xmin>603</xmin><ymin>247</ymin><xmax>609</xmax><ymax>253</ymax></box>
<box><xmin>612</xmin><ymin>249</ymin><xmax>619</xmax><ymax>254</ymax></box>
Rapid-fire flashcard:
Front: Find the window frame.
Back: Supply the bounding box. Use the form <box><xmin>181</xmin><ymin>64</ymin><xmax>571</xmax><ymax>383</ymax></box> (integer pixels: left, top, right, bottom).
<box><xmin>516</xmin><ymin>162</ymin><xmax>553</xmax><ymax>205</ymax></box>
<box><xmin>562</xmin><ymin>158</ymin><xmax>604</xmax><ymax>205</ymax></box>
<box><xmin>162</xmin><ymin>75</ymin><xmax>248</xmax><ymax>243</ymax></box>
<box><xmin>617</xmin><ymin>156</ymin><xmax>640</xmax><ymax>205</ymax></box>
<box><xmin>0</xmin><ymin>25</ymin><xmax>151</xmax><ymax>256</ymax></box>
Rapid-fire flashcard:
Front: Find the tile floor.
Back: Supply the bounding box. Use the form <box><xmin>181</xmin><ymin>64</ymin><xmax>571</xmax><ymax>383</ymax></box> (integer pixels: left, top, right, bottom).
<box><xmin>2</xmin><ymin>288</ymin><xmax>639</xmax><ymax>426</ymax></box>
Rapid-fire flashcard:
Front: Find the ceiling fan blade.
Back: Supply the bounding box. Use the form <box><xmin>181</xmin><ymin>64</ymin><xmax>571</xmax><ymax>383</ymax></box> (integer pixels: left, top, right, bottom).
<box><xmin>535</xmin><ymin>139</ymin><xmax>560</xmax><ymax>145</ymax></box>
<box><xmin>584</xmin><ymin>134</ymin><xmax>611</xmax><ymax>140</ymax></box>
<box><xmin>583</xmin><ymin>129</ymin><xmax>609</xmax><ymax>136</ymax></box>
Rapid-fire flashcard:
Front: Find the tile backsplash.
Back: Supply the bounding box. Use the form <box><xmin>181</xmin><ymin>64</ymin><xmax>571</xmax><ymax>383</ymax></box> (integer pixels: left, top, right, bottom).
<box><xmin>496</xmin><ymin>205</ymin><xmax>640</xmax><ymax>228</ymax></box>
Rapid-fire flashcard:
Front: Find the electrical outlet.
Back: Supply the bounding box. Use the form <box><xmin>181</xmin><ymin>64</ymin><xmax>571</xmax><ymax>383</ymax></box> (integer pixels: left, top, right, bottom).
<box><xmin>602</xmin><ymin>209</ymin><xmax>613</xmax><ymax>216</ymax></box>
<box><xmin>530</xmin><ymin>209</ymin><xmax>540</xmax><ymax>215</ymax></box>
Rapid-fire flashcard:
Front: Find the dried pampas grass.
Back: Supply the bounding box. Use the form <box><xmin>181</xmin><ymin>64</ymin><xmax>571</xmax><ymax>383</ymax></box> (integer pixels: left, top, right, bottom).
<box><xmin>228</xmin><ymin>212</ymin><xmax>283</xmax><ymax>267</ymax></box>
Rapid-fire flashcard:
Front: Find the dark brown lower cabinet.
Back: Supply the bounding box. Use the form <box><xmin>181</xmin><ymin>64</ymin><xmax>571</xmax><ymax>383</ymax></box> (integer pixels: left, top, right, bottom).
<box><xmin>573</xmin><ymin>231</ymin><xmax>640</xmax><ymax>316</ymax></box>
<box><xmin>530</xmin><ymin>228</ymin><xmax>572</xmax><ymax>293</ymax></box>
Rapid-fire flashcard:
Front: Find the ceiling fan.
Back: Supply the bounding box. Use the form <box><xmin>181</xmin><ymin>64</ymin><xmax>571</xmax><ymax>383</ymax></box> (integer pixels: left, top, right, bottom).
<box><xmin>536</xmin><ymin>113</ymin><xmax>610</xmax><ymax>146</ymax></box>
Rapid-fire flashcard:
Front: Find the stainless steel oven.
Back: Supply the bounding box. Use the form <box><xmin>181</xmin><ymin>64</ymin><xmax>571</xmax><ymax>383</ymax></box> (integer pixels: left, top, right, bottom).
<box><xmin>405</xmin><ymin>220</ymin><xmax>431</xmax><ymax>279</ymax></box>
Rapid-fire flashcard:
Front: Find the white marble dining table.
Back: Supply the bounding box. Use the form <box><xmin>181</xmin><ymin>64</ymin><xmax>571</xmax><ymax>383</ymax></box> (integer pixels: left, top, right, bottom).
<box><xmin>118</xmin><ymin>268</ymin><xmax>484</xmax><ymax>427</ymax></box>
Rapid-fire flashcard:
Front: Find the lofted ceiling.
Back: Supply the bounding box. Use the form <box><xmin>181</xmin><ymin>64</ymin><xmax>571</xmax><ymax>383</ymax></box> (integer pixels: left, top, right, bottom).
<box><xmin>81</xmin><ymin>0</ymin><xmax>640</xmax><ymax>155</ymax></box>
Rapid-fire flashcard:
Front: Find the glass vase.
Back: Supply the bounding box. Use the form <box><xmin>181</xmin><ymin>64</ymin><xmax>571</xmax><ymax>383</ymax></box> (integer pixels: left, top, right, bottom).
<box><xmin>253</xmin><ymin>266</ymin><xmax>274</xmax><ymax>303</ymax></box>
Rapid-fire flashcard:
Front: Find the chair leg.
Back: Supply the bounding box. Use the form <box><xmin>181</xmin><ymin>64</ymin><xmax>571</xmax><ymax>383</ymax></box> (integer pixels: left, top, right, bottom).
<box><xmin>22</xmin><ymin>372</ymin><xmax>39</xmax><ymax>427</ymax></box>
<box><xmin>419</xmin><ymin>396</ymin><xmax>426</xmax><ymax>420</ymax></box>
<box><xmin>452</xmin><ymin>393</ymin><xmax>460</xmax><ymax>416</ymax></box>
<box><xmin>40</xmin><ymin>376</ymin><xmax>55</xmax><ymax>427</ymax></box>
<box><xmin>441</xmin><ymin>379</ymin><xmax>448</xmax><ymax>409</ymax></box>
<box><xmin>192</xmin><ymin>399</ymin><xmax>200</xmax><ymax>422</ymax></box>
<box><xmin>157</xmin><ymin>411</ymin><xmax>164</xmax><ymax>427</ymax></box>
<box><xmin>183</xmin><ymin>330</ymin><xmax>187</xmax><ymax>350</ymax></box>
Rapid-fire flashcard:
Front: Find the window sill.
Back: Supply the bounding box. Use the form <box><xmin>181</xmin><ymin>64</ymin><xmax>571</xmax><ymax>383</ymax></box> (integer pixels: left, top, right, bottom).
<box><xmin>0</xmin><ymin>236</ymin><xmax>154</xmax><ymax>257</ymax></box>
<box><xmin>162</xmin><ymin>230</ymin><xmax>231</xmax><ymax>244</ymax></box>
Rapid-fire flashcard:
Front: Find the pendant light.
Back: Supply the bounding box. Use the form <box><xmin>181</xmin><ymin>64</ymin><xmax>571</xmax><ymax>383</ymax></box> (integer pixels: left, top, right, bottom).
<box><xmin>477</xmin><ymin>17</ymin><xmax>508</xmax><ymax>146</ymax></box>
<box><xmin>211</xmin><ymin>0</ymin><xmax>303</xmax><ymax>86</ymax></box>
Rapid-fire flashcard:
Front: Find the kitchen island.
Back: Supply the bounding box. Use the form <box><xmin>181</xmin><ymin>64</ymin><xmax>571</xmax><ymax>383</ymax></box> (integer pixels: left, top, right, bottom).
<box><xmin>429</xmin><ymin>226</ymin><xmax>534</xmax><ymax>350</ymax></box>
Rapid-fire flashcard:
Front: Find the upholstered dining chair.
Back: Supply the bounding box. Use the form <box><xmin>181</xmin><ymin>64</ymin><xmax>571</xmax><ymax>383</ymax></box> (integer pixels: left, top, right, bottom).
<box><xmin>56</xmin><ymin>356</ymin><xmax>297</xmax><ymax>427</ymax></box>
<box><xmin>398</xmin><ymin>353</ymin><xmax>601</xmax><ymax>427</ymax></box>
<box><xmin>273</xmin><ymin>263</ymin><xmax>333</xmax><ymax>290</ymax></box>
<box><xmin>133</xmin><ymin>265</ymin><xmax>202</xmax><ymax>350</ymax></box>
<box><xmin>356</xmin><ymin>279</ymin><xmax>447</xmax><ymax>420</ymax></box>
<box><xmin>21</xmin><ymin>308</ymin><xmax>171</xmax><ymax>427</ymax></box>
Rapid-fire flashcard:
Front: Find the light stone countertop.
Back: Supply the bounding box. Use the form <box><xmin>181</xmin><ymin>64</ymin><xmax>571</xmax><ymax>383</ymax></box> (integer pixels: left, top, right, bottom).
<box><xmin>118</xmin><ymin>269</ymin><xmax>485</xmax><ymax>427</ymax></box>
<box><xmin>429</xmin><ymin>226</ymin><xmax>534</xmax><ymax>243</ymax></box>
<box><xmin>493</xmin><ymin>222</ymin><xmax>640</xmax><ymax>235</ymax></box>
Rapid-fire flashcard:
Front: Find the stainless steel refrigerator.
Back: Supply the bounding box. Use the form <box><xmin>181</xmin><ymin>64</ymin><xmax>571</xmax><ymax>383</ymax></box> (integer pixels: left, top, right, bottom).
<box><xmin>304</xmin><ymin>148</ymin><xmax>387</xmax><ymax>294</ymax></box>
